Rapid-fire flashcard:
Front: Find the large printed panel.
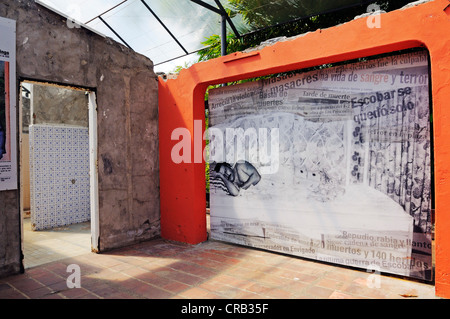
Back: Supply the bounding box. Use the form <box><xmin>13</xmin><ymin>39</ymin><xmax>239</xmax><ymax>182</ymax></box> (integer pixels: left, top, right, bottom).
<box><xmin>0</xmin><ymin>17</ymin><xmax>17</xmax><ymax>190</ymax></box>
<box><xmin>208</xmin><ymin>49</ymin><xmax>432</xmax><ymax>280</ymax></box>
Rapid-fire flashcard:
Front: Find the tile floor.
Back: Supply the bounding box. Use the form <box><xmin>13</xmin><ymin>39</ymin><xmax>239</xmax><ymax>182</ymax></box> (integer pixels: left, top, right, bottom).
<box><xmin>0</xmin><ymin>217</ymin><xmax>440</xmax><ymax>299</ymax></box>
<box><xmin>22</xmin><ymin>217</ymin><xmax>91</xmax><ymax>269</ymax></box>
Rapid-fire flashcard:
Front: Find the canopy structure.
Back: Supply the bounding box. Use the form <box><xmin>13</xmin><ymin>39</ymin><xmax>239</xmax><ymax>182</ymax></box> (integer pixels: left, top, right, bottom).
<box><xmin>35</xmin><ymin>0</ymin><xmax>380</xmax><ymax>72</ymax></box>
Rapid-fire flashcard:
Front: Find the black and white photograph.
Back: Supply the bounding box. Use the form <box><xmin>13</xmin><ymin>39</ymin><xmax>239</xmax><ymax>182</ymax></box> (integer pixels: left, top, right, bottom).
<box><xmin>209</xmin><ymin>49</ymin><xmax>432</xmax><ymax>281</ymax></box>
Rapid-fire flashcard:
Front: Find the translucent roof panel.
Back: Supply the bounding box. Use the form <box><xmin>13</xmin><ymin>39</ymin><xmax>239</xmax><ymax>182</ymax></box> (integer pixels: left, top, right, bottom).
<box><xmin>84</xmin><ymin>18</ymin><xmax>129</xmax><ymax>47</ymax></box>
<box><xmin>37</xmin><ymin>0</ymin><xmax>127</xmax><ymax>24</ymax></box>
<box><xmin>90</xmin><ymin>0</ymin><xmax>188</xmax><ymax>64</ymax></box>
<box><xmin>35</xmin><ymin>0</ymin><xmax>376</xmax><ymax>72</ymax></box>
<box><xmin>143</xmin><ymin>0</ymin><xmax>221</xmax><ymax>54</ymax></box>
<box><xmin>35</xmin><ymin>0</ymin><xmax>248</xmax><ymax>69</ymax></box>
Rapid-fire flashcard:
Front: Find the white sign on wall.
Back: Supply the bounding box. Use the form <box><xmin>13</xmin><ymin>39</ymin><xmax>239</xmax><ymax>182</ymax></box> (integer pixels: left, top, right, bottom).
<box><xmin>0</xmin><ymin>17</ymin><xmax>17</xmax><ymax>191</ymax></box>
<box><xmin>208</xmin><ymin>49</ymin><xmax>432</xmax><ymax>281</ymax></box>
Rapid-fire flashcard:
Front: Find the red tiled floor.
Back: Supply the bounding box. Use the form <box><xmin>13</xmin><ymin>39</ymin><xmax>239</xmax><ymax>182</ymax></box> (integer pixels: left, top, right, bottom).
<box><xmin>0</xmin><ymin>238</ymin><xmax>440</xmax><ymax>300</ymax></box>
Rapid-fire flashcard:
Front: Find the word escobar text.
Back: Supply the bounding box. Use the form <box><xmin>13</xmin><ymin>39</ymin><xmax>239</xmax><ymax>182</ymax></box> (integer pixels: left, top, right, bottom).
<box><xmin>352</xmin><ymin>86</ymin><xmax>415</xmax><ymax>125</ymax></box>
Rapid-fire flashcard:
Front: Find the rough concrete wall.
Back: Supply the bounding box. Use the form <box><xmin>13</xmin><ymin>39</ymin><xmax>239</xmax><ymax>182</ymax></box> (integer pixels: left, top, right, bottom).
<box><xmin>0</xmin><ymin>191</ymin><xmax>20</xmax><ymax>276</ymax></box>
<box><xmin>32</xmin><ymin>84</ymin><xmax>88</xmax><ymax>126</ymax></box>
<box><xmin>0</xmin><ymin>0</ymin><xmax>160</xmax><ymax>276</ymax></box>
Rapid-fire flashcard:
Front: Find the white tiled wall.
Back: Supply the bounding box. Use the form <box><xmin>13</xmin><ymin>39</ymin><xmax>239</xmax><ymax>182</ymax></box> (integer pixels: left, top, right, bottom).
<box><xmin>29</xmin><ymin>124</ymin><xmax>90</xmax><ymax>230</ymax></box>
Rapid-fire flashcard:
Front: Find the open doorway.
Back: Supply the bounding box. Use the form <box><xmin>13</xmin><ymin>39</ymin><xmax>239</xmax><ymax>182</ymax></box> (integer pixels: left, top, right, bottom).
<box><xmin>19</xmin><ymin>81</ymin><xmax>98</xmax><ymax>269</ymax></box>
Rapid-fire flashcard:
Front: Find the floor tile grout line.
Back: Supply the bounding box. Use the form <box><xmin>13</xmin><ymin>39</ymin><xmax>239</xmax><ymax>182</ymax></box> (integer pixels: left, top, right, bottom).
<box><xmin>4</xmin><ymin>282</ymin><xmax>31</xmax><ymax>299</ymax></box>
<box><xmin>22</xmin><ymin>263</ymin><xmax>95</xmax><ymax>299</ymax></box>
<box><xmin>107</xmin><ymin>267</ymin><xmax>178</xmax><ymax>298</ymax></box>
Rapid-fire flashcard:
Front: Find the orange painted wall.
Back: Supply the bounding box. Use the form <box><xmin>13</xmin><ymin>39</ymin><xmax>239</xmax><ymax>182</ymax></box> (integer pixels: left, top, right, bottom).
<box><xmin>158</xmin><ymin>0</ymin><xmax>450</xmax><ymax>298</ymax></box>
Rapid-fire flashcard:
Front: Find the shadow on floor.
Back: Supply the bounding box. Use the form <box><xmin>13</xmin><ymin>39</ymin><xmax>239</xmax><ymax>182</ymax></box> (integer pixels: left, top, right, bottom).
<box><xmin>22</xmin><ymin>218</ymin><xmax>91</xmax><ymax>269</ymax></box>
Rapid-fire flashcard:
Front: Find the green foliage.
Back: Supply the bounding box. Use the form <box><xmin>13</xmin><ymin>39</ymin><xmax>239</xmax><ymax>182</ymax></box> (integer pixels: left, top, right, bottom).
<box><xmin>197</xmin><ymin>34</ymin><xmax>246</xmax><ymax>62</ymax></box>
<box><xmin>228</xmin><ymin>0</ymin><xmax>330</xmax><ymax>28</ymax></box>
<box><xmin>196</xmin><ymin>0</ymin><xmax>412</xmax><ymax>63</ymax></box>
<box><xmin>170</xmin><ymin>61</ymin><xmax>194</xmax><ymax>74</ymax></box>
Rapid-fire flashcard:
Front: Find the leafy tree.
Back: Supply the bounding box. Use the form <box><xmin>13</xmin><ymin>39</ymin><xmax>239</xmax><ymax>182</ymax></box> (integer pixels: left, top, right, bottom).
<box><xmin>197</xmin><ymin>34</ymin><xmax>245</xmax><ymax>63</ymax></box>
<box><xmin>228</xmin><ymin>0</ymin><xmax>367</xmax><ymax>28</ymax></box>
<box><xmin>197</xmin><ymin>0</ymin><xmax>413</xmax><ymax>62</ymax></box>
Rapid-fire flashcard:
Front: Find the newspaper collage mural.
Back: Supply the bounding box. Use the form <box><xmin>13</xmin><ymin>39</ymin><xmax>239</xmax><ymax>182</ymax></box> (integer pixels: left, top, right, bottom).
<box><xmin>0</xmin><ymin>17</ymin><xmax>17</xmax><ymax>191</ymax></box>
<box><xmin>208</xmin><ymin>49</ymin><xmax>432</xmax><ymax>281</ymax></box>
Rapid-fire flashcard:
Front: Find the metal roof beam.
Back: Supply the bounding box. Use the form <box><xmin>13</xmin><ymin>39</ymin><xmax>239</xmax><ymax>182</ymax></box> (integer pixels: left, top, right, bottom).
<box><xmin>213</xmin><ymin>0</ymin><xmax>240</xmax><ymax>39</ymax></box>
<box><xmin>190</xmin><ymin>0</ymin><xmax>222</xmax><ymax>15</ymax></box>
<box><xmin>191</xmin><ymin>0</ymin><xmax>240</xmax><ymax>39</ymax></box>
<box><xmin>140</xmin><ymin>0</ymin><xmax>188</xmax><ymax>55</ymax></box>
<box><xmin>98</xmin><ymin>16</ymin><xmax>133</xmax><ymax>50</ymax></box>
<box><xmin>84</xmin><ymin>0</ymin><xmax>128</xmax><ymax>24</ymax></box>
<box><xmin>191</xmin><ymin>0</ymin><xmax>240</xmax><ymax>61</ymax></box>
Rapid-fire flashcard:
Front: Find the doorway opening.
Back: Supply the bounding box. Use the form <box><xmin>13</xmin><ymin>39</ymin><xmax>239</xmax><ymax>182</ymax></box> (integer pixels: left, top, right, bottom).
<box><xmin>19</xmin><ymin>81</ymin><xmax>98</xmax><ymax>269</ymax></box>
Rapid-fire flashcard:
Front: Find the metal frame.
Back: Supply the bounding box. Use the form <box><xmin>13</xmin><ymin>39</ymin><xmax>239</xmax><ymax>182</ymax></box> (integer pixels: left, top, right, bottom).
<box><xmin>98</xmin><ymin>16</ymin><xmax>133</xmax><ymax>50</ymax></box>
<box><xmin>90</xmin><ymin>0</ymin><xmax>239</xmax><ymax>62</ymax></box>
<box><xmin>35</xmin><ymin>0</ymin><xmax>392</xmax><ymax>68</ymax></box>
<box><xmin>140</xmin><ymin>0</ymin><xmax>188</xmax><ymax>55</ymax></box>
<box><xmin>191</xmin><ymin>0</ymin><xmax>240</xmax><ymax>56</ymax></box>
